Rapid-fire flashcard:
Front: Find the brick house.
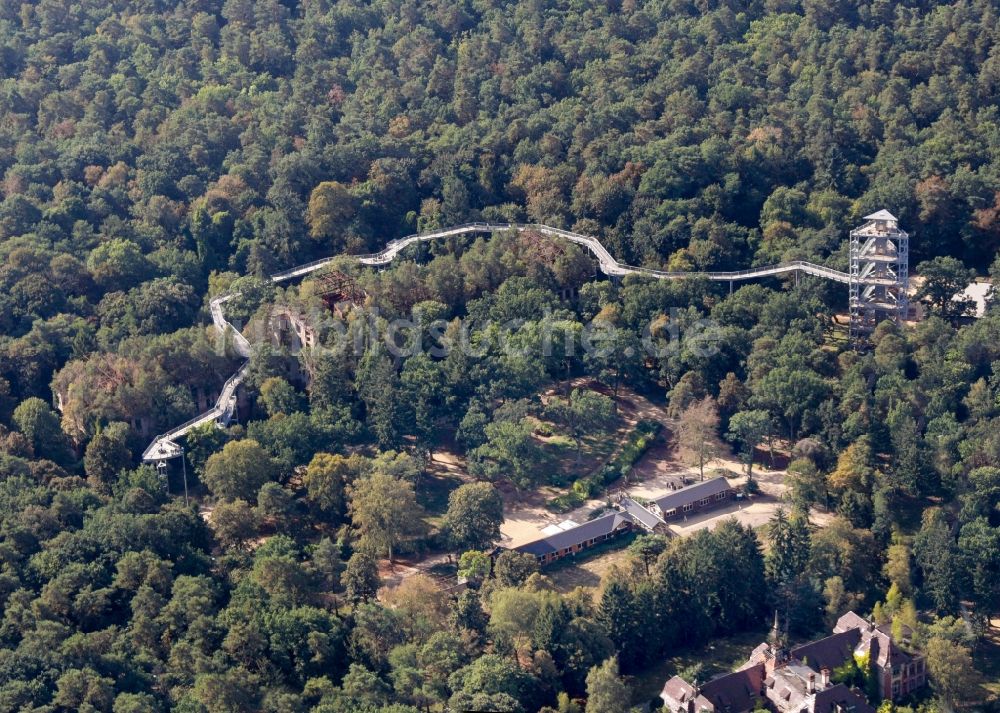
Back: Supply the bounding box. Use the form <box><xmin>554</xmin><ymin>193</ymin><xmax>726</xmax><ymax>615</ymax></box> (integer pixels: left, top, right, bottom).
<box><xmin>648</xmin><ymin>476</ymin><xmax>736</xmax><ymax>521</ymax></box>
<box><xmin>661</xmin><ymin>611</ymin><xmax>925</xmax><ymax>713</ymax></box>
<box><xmin>615</xmin><ymin>476</ymin><xmax>737</xmax><ymax>532</ymax></box>
<box><xmin>831</xmin><ymin>612</ymin><xmax>926</xmax><ymax>700</ymax></box>
<box><xmin>512</xmin><ymin>477</ymin><xmax>737</xmax><ymax>566</ymax></box>
<box><xmin>512</xmin><ymin>512</ymin><xmax>636</xmax><ymax>565</ymax></box>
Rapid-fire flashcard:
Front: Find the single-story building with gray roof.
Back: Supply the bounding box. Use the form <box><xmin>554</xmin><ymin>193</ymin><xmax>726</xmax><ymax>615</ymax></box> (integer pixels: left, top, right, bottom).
<box><xmin>513</xmin><ymin>511</ymin><xmax>636</xmax><ymax>565</ymax></box>
<box><xmin>648</xmin><ymin>475</ymin><xmax>736</xmax><ymax>520</ymax></box>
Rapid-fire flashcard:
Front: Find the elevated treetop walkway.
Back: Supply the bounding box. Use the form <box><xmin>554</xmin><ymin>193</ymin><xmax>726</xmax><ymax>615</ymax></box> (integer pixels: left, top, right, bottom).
<box><xmin>142</xmin><ymin>221</ymin><xmax>850</xmax><ymax>462</ymax></box>
<box><xmin>273</xmin><ymin>222</ymin><xmax>850</xmax><ymax>284</ymax></box>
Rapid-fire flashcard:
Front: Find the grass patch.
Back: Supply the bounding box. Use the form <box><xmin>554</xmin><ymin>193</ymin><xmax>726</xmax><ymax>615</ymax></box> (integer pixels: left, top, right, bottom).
<box><xmin>547</xmin><ymin>491</ymin><xmax>587</xmax><ymax>513</ymax></box>
<box><xmin>823</xmin><ymin>317</ymin><xmax>850</xmax><ymax>350</ymax></box>
<box><xmin>417</xmin><ymin>470</ymin><xmax>465</xmax><ymax>526</ymax></box>
<box><xmin>537</xmin><ymin>415</ymin><xmax>626</xmax><ymax>489</ymax></box>
<box><xmin>628</xmin><ymin>628</ymin><xmax>771</xmax><ymax>707</ymax></box>
<box><xmin>546</xmin><ymin>535</ymin><xmax>638</xmax><ymax>593</ymax></box>
<box><xmin>543</xmin><ymin>530</ymin><xmax>638</xmax><ymax>572</ymax></box>
<box><xmin>545</xmin><ymin>434</ymin><xmax>576</xmax><ymax>448</ymax></box>
<box><xmin>542</xmin><ymin>536</ymin><xmax>634</xmax><ymax>594</ymax></box>
<box><xmin>427</xmin><ymin>561</ymin><xmax>457</xmax><ymax>579</ymax></box>
<box><xmin>548</xmin><ymin>419</ymin><xmax>662</xmax><ymax>512</ymax></box>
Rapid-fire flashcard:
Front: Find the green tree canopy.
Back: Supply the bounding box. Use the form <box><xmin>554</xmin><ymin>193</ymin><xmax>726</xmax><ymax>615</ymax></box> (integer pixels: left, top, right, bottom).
<box><xmin>202</xmin><ymin>439</ymin><xmax>278</xmax><ymax>502</ymax></box>
<box><xmin>349</xmin><ymin>472</ymin><xmax>427</xmax><ymax>562</ymax></box>
<box><xmin>445</xmin><ymin>482</ymin><xmax>505</xmax><ymax>552</ymax></box>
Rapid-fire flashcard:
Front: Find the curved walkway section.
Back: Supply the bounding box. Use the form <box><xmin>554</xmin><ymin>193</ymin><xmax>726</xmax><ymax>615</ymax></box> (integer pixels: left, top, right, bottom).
<box><xmin>142</xmin><ymin>222</ymin><xmax>847</xmax><ymax>462</ymax></box>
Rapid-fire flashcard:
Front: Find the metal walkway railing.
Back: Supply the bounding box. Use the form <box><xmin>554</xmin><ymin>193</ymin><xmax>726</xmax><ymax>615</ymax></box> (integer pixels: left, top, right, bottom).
<box><xmin>142</xmin><ymin>222</ymin><xmax>847</xmax><ymax>461</ymax></box>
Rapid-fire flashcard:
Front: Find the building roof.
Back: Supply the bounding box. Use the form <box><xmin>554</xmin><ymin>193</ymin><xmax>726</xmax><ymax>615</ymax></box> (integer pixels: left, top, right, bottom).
<box><xmin>620</xmin><ymin>496</ymin><xmax>667</xmax><ymax>530</ymax></box>
<box><xmin>765</xmin><ymin>664</ymin><xmax>875</xmax><ymax>713</ymax></box>
<box><xmin>767</xmin><ymin>664</ymin><xmax>816</xmax><ymax>712</ymax></box>
<box><xmin>863</xmin><ymin>209</ymin><xmax>897</xmax><ymax>222</ymax></box>
<box><xmin>833</xmin><ymin>611</ymin><xmax>917</xmax><ymax>669</ymax></box>
<box><xmin>661</xmin><ymin>675</ymin><xmax>698</xmax><ymax>708</ymax></box>
<box><xmin>652</xmin><ymin>476</ymin><xmax>732</xmax><ymax>514</ymax></box>
<box><xmin>700</xmin><ymin>663</ymin><xmax>765</xmax><ymax>713</ymax></box>
<box><xmin>811</xmin><ymin>683</ymin><xmax>876</xmax><ymax>713</ymax></box>
<box><xmin>514</xmin><ymin>512</ymin><xmax>634</xmax><ymax>557</ymax></box>
<box><xmin>664</xmin><ymin>610</ymin><xmax>917</xmax><ymax>713</ymax></box>
<box><xmin>791</xmin><ymin>630</ymin><xmax>860</xmax><ymax>672</ymax></box>
<box><xmin>833</xmin><ymin>611</ymin><xmax>869</xmax><ymax>634</ymax></box>
<box><xmin>742</xmin><ymin>641</ymin><xmax>771</xmax><ymax>669</ymax></box>
<box><xmin>541</xmin><ymin>519</ymin><xmax>581</xmax><ymax>536</ymax></box>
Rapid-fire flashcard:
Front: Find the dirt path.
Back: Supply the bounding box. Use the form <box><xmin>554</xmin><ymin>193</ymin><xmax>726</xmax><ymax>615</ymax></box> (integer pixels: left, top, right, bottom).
<box><xmin>376</xmin><ymin>551</ymin><xmax>455</xmax><ymax>592</ymax></box>
<box><xmin>500</xmin><ymin>385</ymin><xmax>832</xmax><ymax>546</ymax></box>
<box><xmin>385</xmin><ymin>384</ymin><xmax>832</xmax><ymax>593</ymax></box>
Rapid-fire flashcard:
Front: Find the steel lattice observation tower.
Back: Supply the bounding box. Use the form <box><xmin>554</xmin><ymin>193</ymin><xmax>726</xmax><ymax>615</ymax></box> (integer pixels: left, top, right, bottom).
<box><xmin>849</xmin><ymin>209</ymin><xmax>910</xmax><ymax>345</ymax></box>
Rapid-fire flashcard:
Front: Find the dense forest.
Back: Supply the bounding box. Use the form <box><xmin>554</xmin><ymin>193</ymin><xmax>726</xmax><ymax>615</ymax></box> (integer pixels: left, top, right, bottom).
<box><xmin>3</xmin><ymin>0</ymin><xmax>1000</xmax><ymax>711</ymax></box>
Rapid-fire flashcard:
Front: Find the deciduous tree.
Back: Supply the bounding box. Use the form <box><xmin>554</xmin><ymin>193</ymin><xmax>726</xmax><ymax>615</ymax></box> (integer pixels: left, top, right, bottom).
<box><xmin>349</xmin><ymin>472</ymin><xmax>427</xmax><ymax>562</ymax></box>
<box><xmin>13</xmin><ymin>397</ymin><xmax>71</xmax><ymax>464</ymax></box>
<box><xmin>83</xmin><ymin>422</ymin><xmax>132</xmax><ymax>491</ymax></box>
<box><xmin>469</xmin><ymin>418</ymin><xmax>543</xmax><ymax>490</ymax></box>
<box><xmin>303</xmin><ymin>452</ymin><xmax>350</xmax><ymax>522</ymax></box>
<box><xmin>445</xmin><ymin>482</ymin><xmax>505</xmax><ymax>551</ymax></box>
<box><xmin>211</xmin><ymin>499</ymin><xmax>260</xmax><ymax>550</ymax></box>
<box><xmin>202</xmin><ymin>439</ymin><xmax>278</xmax><ymax>502</ymax></box>
<box><xmin>677</xmin><ymin>397</ymin><xmax>724</xmax><ymax>480</ymax></box>
<box><xmin>307</xmin><ymin>181</ymin><xmax>355</xmax><ymax>243</ymax></box>
<box><xmin>493</xmin><ymin>550</ymin><xmax>539</xmax><ymax>587</ymax></box>
<box><xmin>546</xmin><ymin>388</ymin><xmax>615</xmax><ymax>467</ymax></box>
<box><xmin>925</xmin><ymin>636</ymin><xmax>979</xmax><ymax>705</ymax></box>
<box><xmin>726</xmin><ymin>409</ymin><xmax>770</xmax><ymax>482</ymax></box>
<box><xmin>583</xmin><ymin>657</ymin><xmax>627</xmax><ymax>713</ymax></box>
<box><xmin>916</xmin><ymin>256</ymin><xmax>975</xmax><ymax>318</ymax></box>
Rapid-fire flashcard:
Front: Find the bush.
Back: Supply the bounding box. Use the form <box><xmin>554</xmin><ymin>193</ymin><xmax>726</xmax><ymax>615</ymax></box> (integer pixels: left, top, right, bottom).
<box><xmin>548</xmin><ymin>491</ymin><xmax>586</xmax><ymax>513</ymax></box>
<box><xmin>533</xmin><ymin>422</ymin><xmax>554</xmax><ymax>437</ymax></box>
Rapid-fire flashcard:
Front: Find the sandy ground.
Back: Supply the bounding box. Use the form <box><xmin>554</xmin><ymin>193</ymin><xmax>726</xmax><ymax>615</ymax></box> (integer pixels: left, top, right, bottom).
<box><xmin>378</xmin><ymin>385</ymin><xmax>833</xmax><ymax>594</ymax></box>
<box><xmin>499</xmin><ymin>388</ymin><xmax>832</xmax><ymax>547</ymax></box>
<box><xmin>428</xmin><ymin>449</ymin><xmax>465</xmax><ymax>475</ymax></box>
<box><xmin>498</xmin><ymin>463</ymin><xmax>819</xmax><ymax>546</ymax></box>
<box><xmin>499</xmin><ymin>495</ymin><xmax>569</xmax><ymax>548</ymax></box>
<box><xmin>499</xmin><ymin>385</ymin><xmax>671</xmax><ymax>546</ymax></box>
<box><xmin>376</xmin><ymin>551</ymin><xmax>454</xmax><ymax>592</ymax></box>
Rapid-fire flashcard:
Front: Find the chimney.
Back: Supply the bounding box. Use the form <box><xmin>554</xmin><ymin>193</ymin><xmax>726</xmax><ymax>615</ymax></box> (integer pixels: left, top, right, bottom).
<box><xmin>821</xmin><ymin>668</ymin><xmax>830</xmax><ymax>689</ymax></box>
<box><xmin>808</xmin><ymin>673</ymin><xmax>816</xmax><ymax>694</ymax></box>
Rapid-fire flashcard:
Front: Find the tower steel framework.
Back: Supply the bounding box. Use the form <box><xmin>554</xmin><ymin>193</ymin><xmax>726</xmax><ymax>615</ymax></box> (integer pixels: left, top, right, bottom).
<box><xmin>849</xmin><ymin>210</ymin><xmax>909</xmax><ymax>346</ymax></box>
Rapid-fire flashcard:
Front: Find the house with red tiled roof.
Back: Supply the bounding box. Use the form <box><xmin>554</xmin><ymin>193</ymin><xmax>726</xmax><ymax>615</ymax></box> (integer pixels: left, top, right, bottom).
<box><xmin>831</xmin><ymin>612</ymin><xmax>926</xmax><ymax>700</ymax></box>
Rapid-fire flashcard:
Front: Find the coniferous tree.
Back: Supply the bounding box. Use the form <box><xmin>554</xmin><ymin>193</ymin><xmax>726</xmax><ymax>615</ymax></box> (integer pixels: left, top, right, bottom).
<box><xmin>597</xmin><ymin>579</ymin><xmax>642</xmax><ymax>671</ymax></box>
<box><xmin>343</xmin><ymin>552</ymin><xmax>381</xmax><ymax>604</ymax></box>
<box><xmin>356</xmin><ymin>345</ymin><xmax>402</xmax><ymax>449</ymax></box>
<box><xmin>914</xmin><ymin>508</ymin><xmax>960</xmax><ymax>614</ymax></box>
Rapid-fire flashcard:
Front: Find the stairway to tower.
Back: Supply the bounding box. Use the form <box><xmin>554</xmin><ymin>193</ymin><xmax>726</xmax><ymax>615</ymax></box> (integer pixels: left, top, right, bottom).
<box><xmin>849</xmin><ymin>210</ymin><xmax>910</xmax><ymax>348</ymax></box>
